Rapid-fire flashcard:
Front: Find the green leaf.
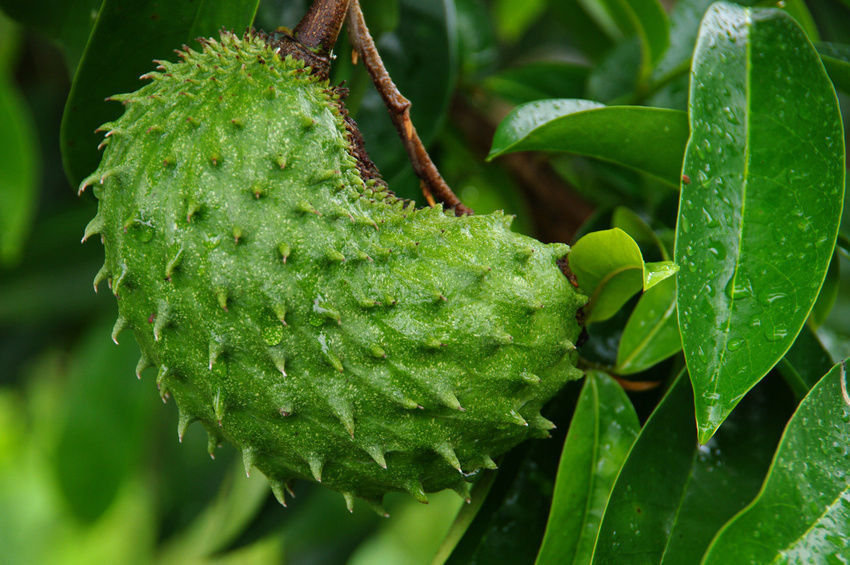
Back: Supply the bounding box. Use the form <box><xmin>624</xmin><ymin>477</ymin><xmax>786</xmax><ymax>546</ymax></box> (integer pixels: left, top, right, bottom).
<box><xmin>0</xmin><ymin>76</ymin><xmax>38</xmax><ymax>266</ymax></box>
<box><xmin>570</xmin><ymin>228</ymin><xmax>644</xmax><ymax>323</ymax></box>
<box><xmin>643</xmin><ymin>261</ymin><xmax>677</xmax><ymax>290</ymax></box>
<box><xmin>616</xmin><ymin>276</ymin><xmax>681</xmax><ymax>375</ymax></box>
<box><xmin>592</xmin><ymin>371</ymin><xmax>794</xmax><ymax>564</ymax></box>
<box><xmin>444</xmin><ymin>386</ymin><xmax>581</xmax><ymax>565</ymax></box>
<box><xmin>818</xmin><ymin>42</ymin><xmax>850</xmax><ymax>92</ymax></box>
<box><xmin>52</xmin><ymin>317</ymin><xmax>156</xmax><ymax>522</ymax></box>
<box><xmin>488</xmin><ymin>100</ymin><xmax>688</xmax><ymax>187</ymax></box>
<box><xmin>675</xmin><ymin>2</ymin><xmax>845</xmax><ymax>443</ymax></box>
<box><xmin>577</xmin><ymin>0</ymin><xmax>669</xmax><ymax>82</ymax></box>
<box><xmin>60</xmin><ymin>0</ymin><xmax>260</xmax><ymax>188</ymax></box>
<box><xmin>777</xmin><ymin>324</ymin><xmax>834</xmax><ymax>401</ymax></box>
<box><xmin>0</xmin><ymin>0</ymin><xmax>102</xmax><ymax>70</ymax></box>
<box><xmin>483</xmin><ymin>62</ymin><xmax>589</xmax><ymax>105</ymax></box>
<box><xmin>781</xmin><ymin>0</ymin><xmax>821</xmax><ymax>42</ymax></box>
<box><xmin>703</xmin><ymin>360</ymin><xmax>850</xmax><ymax>563</ymax></box>
<box><xmin>535</xmin><ymin>372</ymin><xmax>639</xmax><ymax>565</ymax></box>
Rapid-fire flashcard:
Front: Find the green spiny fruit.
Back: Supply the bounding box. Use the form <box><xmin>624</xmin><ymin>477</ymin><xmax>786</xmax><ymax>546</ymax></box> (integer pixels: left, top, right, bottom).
<box><xmin>81</xmin><ymin>31</ymin><xmax>585</xmax><ymax>510</ymax></box>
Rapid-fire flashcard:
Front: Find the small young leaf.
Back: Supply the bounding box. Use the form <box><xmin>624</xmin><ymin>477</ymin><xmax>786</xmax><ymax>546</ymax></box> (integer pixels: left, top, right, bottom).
<box><xmin>569</xmin><ymin>228</ymin><xmax>644</xmax><ymax>323</ymax></box>
<box><xmin>592</xmin><ymin>371</ymin><xmax>793</xmax><ymax>564</ymax></box>
<box><xmin>642</xmin><ymin>261</ymin><xmax>677</xmax><ymax>290</ymax></box>
<box><xmin>675</xmin><ymin>2</ymin><xmax>845</xmax><ymax>443</ymax></box>
<box><xmin>488</xmin><ymin>99</ymin><xmax>688</xmax><ymax>187</ymax></box>
<box><xmin>703</xmin><ymin>361</ymin><xmax>850</xmax><ymax>564</ymax></box>
<box><xmin>616</xmin><ymin>276</ymin><xmax>681</xmax><ymax>375</ymax></box>
<box><xmin>535</xmin><ymin>372</ymin><xmax>639</xmax><ymax>565</ymax></box>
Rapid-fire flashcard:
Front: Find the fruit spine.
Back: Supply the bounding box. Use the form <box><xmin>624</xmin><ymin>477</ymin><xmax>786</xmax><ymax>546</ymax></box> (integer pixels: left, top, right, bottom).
<box><xmin>81</xmin><ymin>31</ymin><xmax>585</xmax><ymax>510</ymax></box>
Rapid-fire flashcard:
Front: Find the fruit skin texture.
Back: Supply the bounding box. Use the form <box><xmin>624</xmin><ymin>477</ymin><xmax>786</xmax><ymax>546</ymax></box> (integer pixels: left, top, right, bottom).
<box><xmin>82</xmin><ymin>31</ymin><xmax>585</xmax><ymax>507</ymax></box>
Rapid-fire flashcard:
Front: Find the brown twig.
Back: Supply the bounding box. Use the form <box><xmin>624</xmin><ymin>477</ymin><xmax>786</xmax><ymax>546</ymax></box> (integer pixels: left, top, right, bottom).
<box><xmin>294</xmin><ymin>0</ymin><xmax>351</xmax><ymax>54</ymax></box>
<box><xmin>346</xmin><ymin>0</ymin><xmax>473</xmax><ymax>216</ymax></box>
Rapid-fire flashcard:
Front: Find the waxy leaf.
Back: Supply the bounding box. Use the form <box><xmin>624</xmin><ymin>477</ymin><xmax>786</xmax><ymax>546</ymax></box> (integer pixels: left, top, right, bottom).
<box><xmin>61</xmin><ymin>0</ymin><xmax>260</xmax><ymax>187</ymax></box>
<box><xmin>536</xmin><ymin>372</ymin><xmax>639</xmax><ymax>565</ymax></box>
<box><xmin>488</xmin><ymin>99</ymin><xmax>688</xmax><ymax>187</ymax></box>
<box><xmin>616</xmin><ymin>276</ymin><xmax>681</xmax><ymax>375</ymax></box>
<box><xmin>703</xmin><ymin>361</ymin><xmax>850</xmax><ymax>563</ymax></box>
<box><xmin>643</xmin><ymin>261</ymin><xmax>677</xmax><ymax>290</ymax></box>
<box><xmin>570</xmin><ymin>228</ymin><xmax>644</xmax><ymax>323</ymax></box>
<box><xmin>675</xmin><ymin>2</ymin><xmax>845</xmax><ymax>443</ymax></box>
<box><xmin>592</xmin><ymin>371</ymin><xmax>793</xmax><ymax>564</ymax></box>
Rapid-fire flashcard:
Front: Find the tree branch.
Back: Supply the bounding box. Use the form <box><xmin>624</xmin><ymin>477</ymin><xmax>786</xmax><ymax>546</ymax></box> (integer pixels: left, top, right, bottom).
<box><xmin>346</xmin><ymin>0</ymin><xmax>472</xmax><ymax>216</ymax></box>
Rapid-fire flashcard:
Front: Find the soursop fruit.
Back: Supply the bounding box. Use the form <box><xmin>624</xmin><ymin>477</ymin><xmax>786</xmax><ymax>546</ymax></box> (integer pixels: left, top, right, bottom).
<box><xmin>80</xmin><ymin>31</ymin><xmax>585</xmax><ymax>509</ymax></box>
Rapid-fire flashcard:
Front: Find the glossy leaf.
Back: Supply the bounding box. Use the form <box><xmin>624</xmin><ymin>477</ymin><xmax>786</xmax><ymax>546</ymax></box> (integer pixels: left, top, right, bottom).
<box><xmin>782</xmin><ymin>0</ymin><xmax>821</xmax><ymax>42</ymax></box>
<box><xmin>444</xmin><ymin>386</ymin><xmax>581</xmax><ymax>565</ymax></box>
<box><xmin>818</xmin><ymin>41</ymin><xmax>850</xmax><ymax>92</ymax></box>
<box><xmin>675</xmin><ymin>2</ymin><xmax>845</xmax><ymax>443</ymax></box>
<box><xmin>577</xmin><ymin>0</ymin><xmax>669</xmax><ymax>82</ymax></box>
<box><xmin>703</xmin><ymin>361</ymin><xmax>850</xmax><ymax>563</ymax></box>
<box><xmin>616</xmin><ymin>276</ymin><xmax>681</xmax><ymax>375</ymax></box>
<box><xmin>592</xmin><ymin>371</ymin><xmax>794</xmax><ymax>564</ymax></box>
<box><xmin>61</xmin><ymin>0</ymin><xmax>260</xmax><ymax>187</ymax></box>
<box><xmin>0</xmin><ymin>75</ymin><xmax>37</xmax><ymax>265</ymax></box>
<box><xmin>643</xmin><ymin>261</ymin><xmax>677</xmax><ymax>290</ymax></box>
<box><xmin>536</xmin><ymin>372</ymin><xmax>639</xmax><ymax>565</ymax></box>
<box><xmin>777</xmin><ymin>324</ymin><xmax>834</xmax><ymax>401</ymax></box>
<box><xmin>484</xmin><ymin>62</ymin><xmax>589</xmax><ymax>105</ymax></box>
<box><xmin>570</xmin><ymin>228</ymin><xmax>644</xmax><ymax>323</ymax></box>
<box><xmin>488</xmin><ymin>99</ymin><xmax>688</xmax><ymax>187</ymax></box>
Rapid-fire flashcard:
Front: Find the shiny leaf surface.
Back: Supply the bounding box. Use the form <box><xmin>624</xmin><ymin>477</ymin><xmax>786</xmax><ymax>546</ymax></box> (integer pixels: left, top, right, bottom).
<box><xmin>592</xmin><ymin>371</ymin><xmax>793</xmax><ymax>564</ymax></box>
<box><xmin>536</xmin><ymin>372</ymin><xmax>639</xmax><ymax>565</ymax></box>
<box><xmin>489</xmin><ymin>100</ymin><xmax>688</xmax><ymax>187</ymax></box>
<box><xmin>570</xmin><ymin>228</ymin><xmax>644</xmax><ymax>323</ymax></box>
<box><xmin>703</xmin><ymin>361</ymin><xmax>850</xmax><ymax>563</ymax></box>
<box><xmin>616</xmin><ymin>276</ymin><xmax>681</xmax><ymax>375</ymax></box>
<box><xmin>675</xmin><ymin>2</ymin><xmax>845</xmax><ymax>443</ymax></box>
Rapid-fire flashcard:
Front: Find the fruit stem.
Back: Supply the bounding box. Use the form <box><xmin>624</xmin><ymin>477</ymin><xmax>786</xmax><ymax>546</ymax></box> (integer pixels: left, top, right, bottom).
<box><xmin>294</xmin><ymin>0</ymin><xmax>351</xmax><ymax>54</ymax></box>
<box><xmin>346</xmin><ymin>0</ymin><xmax>473</xmax><ymax>216</ymax></box>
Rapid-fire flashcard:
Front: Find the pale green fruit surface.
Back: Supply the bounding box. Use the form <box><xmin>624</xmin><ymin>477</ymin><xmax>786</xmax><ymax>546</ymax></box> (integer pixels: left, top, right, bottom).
<box><xmin>81</xmin><ymin>32</ymin><xmax>585</xmax><ymax>509</ymax></box>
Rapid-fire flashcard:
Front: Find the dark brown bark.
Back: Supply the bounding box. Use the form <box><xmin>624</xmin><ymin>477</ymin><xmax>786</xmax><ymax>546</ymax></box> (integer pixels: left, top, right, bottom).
<box><xmin>346</xmin><ymin>0</ymin><xmax>472</xmax><ymax>216</ymax></box>
<box><xmin>293</xmin><ymin>0</ymin><xmax>351</xmax><ymax>53</ymax></box>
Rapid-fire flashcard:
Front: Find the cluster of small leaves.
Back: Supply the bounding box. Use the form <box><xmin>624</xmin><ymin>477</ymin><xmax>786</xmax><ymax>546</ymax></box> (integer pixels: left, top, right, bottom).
<box><xmin>1</xmin><ymin>0</ymin><xmax>850</xmax><ymax>564</ymax></box>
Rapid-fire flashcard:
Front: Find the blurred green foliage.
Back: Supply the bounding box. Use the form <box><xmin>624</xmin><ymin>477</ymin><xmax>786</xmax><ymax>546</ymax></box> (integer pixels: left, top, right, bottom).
<box><xmin>1</xmin><ymin>0</ymin><xmax>849</xmax><ymax>563</ymax></box>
